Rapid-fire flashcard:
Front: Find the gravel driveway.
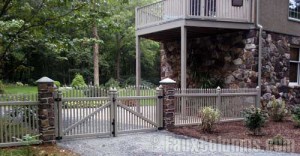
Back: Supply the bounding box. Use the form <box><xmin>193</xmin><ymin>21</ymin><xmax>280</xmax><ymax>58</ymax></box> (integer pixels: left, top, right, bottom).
<box><xmin>58</xmin><ymin>131</ymin><xmax>300</xmax><ymax>156</ymax></box>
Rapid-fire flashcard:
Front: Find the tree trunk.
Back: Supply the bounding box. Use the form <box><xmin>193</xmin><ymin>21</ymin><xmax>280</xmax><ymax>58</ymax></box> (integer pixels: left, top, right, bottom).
<box><xmin>92</xmin><ymin>25</ymin><xmax>100</xmax><ymax>86</ymax></box>
<box><xmin>115</xmin><ymin>33</ymin><xmax>121</xmax><ymax>81</ymax></box>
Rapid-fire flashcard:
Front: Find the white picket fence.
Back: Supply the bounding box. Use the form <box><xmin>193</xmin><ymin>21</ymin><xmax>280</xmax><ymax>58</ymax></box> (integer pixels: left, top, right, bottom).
<box><xmin>174</xmin><ymin>87</ymin><xmax>259</xmax><ymax>126</ymax></box>
<box><xmin>0</xmin><ymin>94</ymin><xmax>39</xmax><ymax>147</ymax></box>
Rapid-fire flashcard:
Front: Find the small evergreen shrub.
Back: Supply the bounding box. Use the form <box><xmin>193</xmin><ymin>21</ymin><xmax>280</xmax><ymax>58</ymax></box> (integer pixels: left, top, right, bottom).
<box><xmin>268</xmin><ymin>134</ymin><xmax>288</xmax><ymax>145</ymax></box>
<box><xmin>54</xmin><ymin>81</ymin><xmax>61</xmax><ymax>88</ymax></box>
<box><xmin>242</xmin><ymin>106</ymin><xmax>268</xmax><ymax>135</ymax></box>
<box><xmin>16</xmin><ymin>82</ymin><xmax>24</xmax><ymax>86</ymax></box>
<box><xmin>267</xmin><ymin>98</ymin><xmax>288</xmax><ymax>122</ymax></box>
<box><xmin>0</xmin><ymin>80</ymin><xmax>4</xmax><ymax>94</ymax></box>
<box><xmin>292</xmin><ymin>106</ymin><xmax>300</xmax><ymax>127</ymax></box>
<box><xmin>199</xmin><ymin>107</ymin><xmax>220</xmax><ymax>133</ymax></box>
<box><xmin>105</xmin><ymin>78</ymin><xmax>120</xmax><ymax>89</ymax></box>
<box><xmin>71</xmin><ymin>73</ymin><xmax>87</xmax><ymax>87</ymax></box>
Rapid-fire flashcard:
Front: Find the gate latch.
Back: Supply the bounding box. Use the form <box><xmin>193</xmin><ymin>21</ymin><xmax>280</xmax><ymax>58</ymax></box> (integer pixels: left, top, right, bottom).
<box><xmin>55</xmin><ymin>98</ymin><xmax>62</xmax><ymax>102</ymax></box>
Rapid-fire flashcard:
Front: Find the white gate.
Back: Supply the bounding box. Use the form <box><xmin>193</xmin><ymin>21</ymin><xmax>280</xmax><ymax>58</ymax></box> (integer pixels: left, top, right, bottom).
<box><xmin>55</xmin><ymin>87</ymin><xmax>163</xmax><ymax>140</ymax></box>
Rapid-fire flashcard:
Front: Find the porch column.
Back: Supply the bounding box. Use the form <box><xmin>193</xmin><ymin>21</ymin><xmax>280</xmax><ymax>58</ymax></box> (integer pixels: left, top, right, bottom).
<box><xmin>181</xmin><ymin>26</ymin><xmax>187</xmax><ymax>89</ymax></box>
<box><xmin>136</xmin><ymin>36</ymin><xmax>141</xmax><ymax>95</ymax></box>
<box><xmin>181</xmin><ymin>26</ymin><xmax>187</xmax><ymax>118</ymax></box>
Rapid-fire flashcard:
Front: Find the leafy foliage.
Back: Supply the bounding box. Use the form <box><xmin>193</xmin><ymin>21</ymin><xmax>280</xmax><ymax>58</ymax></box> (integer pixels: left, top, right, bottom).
<box><xmin>292</xmin><ymin>106</ymin><xmax>300</xmax><ymax>127</ymax></box>
<box><xmin>268</xmin><ymin>134</ymin><xmax>289</xmax><ymax>145</ymax></box>
<box><xmin>242</xmin><ymin>106</ymin><xmax>268</xmax><ymax>135</ymax></box>
<box><xmin>71</xmin><ymin>73</ymin><xmax>86</xmax><ymax>87</ymax></box>
<box><xmin>54</xmin><ymin>80</ymin><xmax>61</xmax><ymax>88</ymax></box>
<box><xmin>199</xmin><ymin>107</ymin><xmax>220</xmax><ymax>133</ymax></box>
<box><xmin>0</xmin><ymin>80</ymin><xmax>4</xmax><ymax>94</ymax></box>
<box><xmin>13</xmin><ymin>134</ymin><xmax>41</xmax><ymax>156</ymax></box>
<box><xmin>0</xmin><ymin>0</ymin><xmax>160</xmax><ymax>86</ymax></box>
<box><xmin>105</xmin><ymin>78</ymin><xmax>120</xmax><ymax>89</ymax></box>
<box><xmin>267</xmin><ymin>98</ymin><xmax>288</xmax><ymax>122</ymax></box>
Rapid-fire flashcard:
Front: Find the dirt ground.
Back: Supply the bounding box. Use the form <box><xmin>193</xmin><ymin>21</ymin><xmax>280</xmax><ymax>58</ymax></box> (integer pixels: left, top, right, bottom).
<box><xmin>170</xmin><ymin>119</ymin><xmax>300</xmax><ymax>154</ymax></box>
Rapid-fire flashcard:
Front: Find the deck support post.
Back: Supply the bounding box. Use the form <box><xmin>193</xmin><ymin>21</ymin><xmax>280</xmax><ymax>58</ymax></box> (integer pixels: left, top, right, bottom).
<box><xmin>136</xmin><ymin>36</ymin><xmax>141</xmax><ymax>113</ymax></box>
<box><xmin>181</xmin><ymin>26</ymin><xmax>187</xmax><ymax>118</ymax></box>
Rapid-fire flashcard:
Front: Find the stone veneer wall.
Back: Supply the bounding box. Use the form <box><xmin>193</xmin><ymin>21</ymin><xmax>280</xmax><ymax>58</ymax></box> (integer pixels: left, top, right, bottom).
<box><xmin>161</xmin><ymin>30</ymin><xmax>259</xmax><ymax>89</ymax></box>
<box><xmin>260</xmin><ymin>32</ymin><xmax>300</xmax><ymax>106</ymax></box>
<box><xmin>160</xmin><ymin>30</ymin><xmax>300</xmax><ymax>106</ymax></box>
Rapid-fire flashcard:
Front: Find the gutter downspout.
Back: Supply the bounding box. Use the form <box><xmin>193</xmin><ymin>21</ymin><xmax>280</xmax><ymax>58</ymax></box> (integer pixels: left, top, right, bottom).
<box><xmin>256</xmin><ymin>0</ymin><xmax>263</xmax><ymax>108</ymax></box>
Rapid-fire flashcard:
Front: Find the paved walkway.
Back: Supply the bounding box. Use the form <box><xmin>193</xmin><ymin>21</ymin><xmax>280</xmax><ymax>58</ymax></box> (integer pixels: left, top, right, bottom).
<box><xmin>58</xmin><ymin>131</ymin><xmax>299</xmax><ymax>156</ymax></box>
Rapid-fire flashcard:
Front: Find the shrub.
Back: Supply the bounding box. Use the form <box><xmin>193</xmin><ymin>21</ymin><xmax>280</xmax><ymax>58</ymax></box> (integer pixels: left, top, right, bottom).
<box><xmin>16</xmin><ymin>82</ymin><xmax>24</xmax><ymax>86</ymax></box>
<box><xmin>199</xmin><ymin>107</ymin><xmax>220</xmax><ymax>133</ymax></box>
<box><xmin>54</xmin><ymin>81</ymin><xmax>61</xmax><ymax>88</ymax></box>
<box><xmin>0</xmin><ymin>80</ymin><xmax>4</xmax><ymax>94</ymax></box>
<box><xmin>242</xmin><ymin>106</ymin><xmax>268</xmax><ymax>135</ymax></box>
<box><xmin>71</xmin><ymin>73</ymin><xmax>86</xmax><ymax>87</ymax></box>
<box><xmin>268</xmin><ymin>134</ymin><xmax>288</xmax><ymax>145</ymax></box>
<box><xmin>267</xmin><ymin>98</ymin><xmax>288</xmax><ymax>122</ymax></box>
<box><xmin>105</xmin><ymin>78</ymin><xmax>120</xmax><ymax>89</ymax></box>
<box><xmin>292</xmin><ymin>106</ymin><xmax>300</xmax><ymax>127</ymax></box>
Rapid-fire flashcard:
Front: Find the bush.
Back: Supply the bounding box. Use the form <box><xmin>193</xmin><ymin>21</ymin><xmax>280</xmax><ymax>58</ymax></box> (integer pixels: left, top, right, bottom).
<box><xmin>71</xmin><ymin>73</ymin><xmax>87</xmax><ymax>87</ymax></box>
<box><xmin>54</xmin><ymin>81</ymin><xmax>61</xmax><ymax>88</ymax></box>
<box><xmin>242</xmin><ymin>106</ymin><xmax>268</xmax><ymax>135</ymax></box>
<box><xmin>292</xmin><ymin>106</ymin><xmax>300</xmax><ymax>127</ymax></box>
<box><xmin>267</xmin><ymin>98</ymin><xmax>288</xmax><ymax>122</ymax></box>
<box><xmin>105</xmin><ymin>78</ymin><xmax>120</xmax><ymax>89</ymax></box>
<box><xmin>268</xmin><ymin>134</ymin><xmax>289</xmax><ymax>146</ymax></box>
<box><xmin>0</xmin><ymin>80</ymin><xmax>4</xmax><ymax>94</ymax></box>
<box><xmin>16</xmin><ymin>82</ymin><xmax>24</xmax><ymax>86</ymax></box>
<box><xmin>199</xmin><ymin>107</ymin><xmax>220</xmax><ymax>133</ymax></box>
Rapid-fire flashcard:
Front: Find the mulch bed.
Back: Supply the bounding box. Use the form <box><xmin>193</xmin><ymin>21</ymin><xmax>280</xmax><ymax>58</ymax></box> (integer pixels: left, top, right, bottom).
<box><xmin>170</xmin><ymin>119</ymin><xmax>300</xmax><ymax>153</ymax></box>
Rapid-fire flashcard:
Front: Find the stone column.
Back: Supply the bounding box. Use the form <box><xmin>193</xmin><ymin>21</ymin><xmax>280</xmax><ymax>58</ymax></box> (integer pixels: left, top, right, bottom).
<box><xmin>36</xmin><ymin>77</ymin><xmax>56</xmax><ymax>142</ymax></box>
<box><xmin>159</xmin><ymin>78</ymin><xmax>176</xmax><ymax>130</ymax></box>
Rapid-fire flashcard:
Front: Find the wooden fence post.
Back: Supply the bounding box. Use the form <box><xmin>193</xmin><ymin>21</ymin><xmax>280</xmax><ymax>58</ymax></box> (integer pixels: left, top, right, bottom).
<box><xmin>216</xmin><ymin>86</ymin><xmax>221</xmax><ymax>111</ymax></box>
<box><xmin>109</xmin><ymin>88</ymin><xmax>117</xmax><ymax>137</ymax></box>
<box><xmin>156</xmin><ymin>85</ymin><xmax>164</xmax><ymax>130</ymax></box>
<box><xmin>256</xmin><ymin>86</ymin><xmax>260</xmax><ymax>108</ymax></box>
<box><xmin>36</xmin><ymin>77</ymin><xmax>56</xmax><ymax>143</ymax></box>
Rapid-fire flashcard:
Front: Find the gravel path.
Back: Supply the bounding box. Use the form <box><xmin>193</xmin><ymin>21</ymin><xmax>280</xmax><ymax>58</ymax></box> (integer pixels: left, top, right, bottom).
<box><xmin>58</xmin><ymin>131</ymin><xmax>300</xmax><ymax>156</ymax></box>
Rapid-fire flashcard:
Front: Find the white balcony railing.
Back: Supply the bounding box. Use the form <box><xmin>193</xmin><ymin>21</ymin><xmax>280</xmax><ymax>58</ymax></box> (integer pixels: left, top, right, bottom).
<box><xmin>136</xmin><ymin>0</ymin><xmax>255</xmax><ymax>29</ymax></box>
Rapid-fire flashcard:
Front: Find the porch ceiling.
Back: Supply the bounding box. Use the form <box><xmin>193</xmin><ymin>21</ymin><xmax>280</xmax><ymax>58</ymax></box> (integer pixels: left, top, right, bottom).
<box><xmin>140</xmin><ymin>27</ymin><xmax>250</xmax><ymax>42</ymax></box>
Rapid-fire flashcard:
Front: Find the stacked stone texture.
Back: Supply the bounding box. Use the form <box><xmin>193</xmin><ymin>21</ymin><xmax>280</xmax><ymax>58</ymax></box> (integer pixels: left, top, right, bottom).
<box><xmin>161</xmin><ymin>30</ymin><xmax>259</xmax><ymax>89</ymax></box>
<box><xmin>162</xmin><ymin>84</ymin><xmax>176</xmax><ymax>129</ymax></box>
<box><xmin>160</xmin><ymin>30</ymin><xmax>300</xmax><ymax>106</ymax></box>
<box><xmin>38</xmin><ymin>82</ymin><xmax>56</xmax><ymax>142</ymax></box>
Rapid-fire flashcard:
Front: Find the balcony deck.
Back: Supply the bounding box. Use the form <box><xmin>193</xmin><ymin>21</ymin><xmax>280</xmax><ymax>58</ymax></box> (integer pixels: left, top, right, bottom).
<box><xmin>136</xmin><ymin>0</ymin><xmax>256</xmax><ymax>40</ymax></box>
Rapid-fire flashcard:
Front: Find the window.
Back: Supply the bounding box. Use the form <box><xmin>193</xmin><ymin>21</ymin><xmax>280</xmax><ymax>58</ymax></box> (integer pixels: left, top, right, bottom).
<box><xmin>290</xmin><ymin>47</ymin><xmax>300</xmax><ymax>85</ymax></box>
<box><xmin>289</xmin><ymin>0</ymin><xmax>300</xmax><ymax>20</ymax></box>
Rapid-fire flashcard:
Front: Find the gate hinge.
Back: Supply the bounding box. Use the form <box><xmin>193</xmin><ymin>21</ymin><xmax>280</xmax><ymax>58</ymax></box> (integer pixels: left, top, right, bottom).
<box><xmin>55</xmin><ymin>98</ymin><xmax>62</xmax><ymax>102</ymax></box>
<box><xmin>158</xmin><ymin>96</ymin><xmax>164</xmax><ymax>99</ymax></box>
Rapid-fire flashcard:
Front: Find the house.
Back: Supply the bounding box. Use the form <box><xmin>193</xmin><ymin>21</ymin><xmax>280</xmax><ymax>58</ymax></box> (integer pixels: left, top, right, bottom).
<box><xmin>135</xmin><ymin>0</ymin><xmax>300</xmax><ymax>105</ymax></box>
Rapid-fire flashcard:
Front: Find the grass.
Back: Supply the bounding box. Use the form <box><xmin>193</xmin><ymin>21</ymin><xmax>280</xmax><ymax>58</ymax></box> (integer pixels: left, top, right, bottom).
<box><xmin>3</xmin><ymin>85</ymin><xmax>37</xmax><ymax>94</ymax></box>
<box><xmin>0</xmin><ymin>144</ymin><xmax>79</xmax><ymax>156</ymax></box>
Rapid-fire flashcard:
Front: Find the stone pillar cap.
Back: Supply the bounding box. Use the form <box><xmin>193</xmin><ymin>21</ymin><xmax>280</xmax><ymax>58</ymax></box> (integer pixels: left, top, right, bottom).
<box><xmin>36</xmin><ymin>77</ymin><xmax>54</xmax><ymax>83</ymax></box>
<box><xmin>159</xmin><ymin>78</ymin><xmax>176</xmax><ymax>84</ymax></box>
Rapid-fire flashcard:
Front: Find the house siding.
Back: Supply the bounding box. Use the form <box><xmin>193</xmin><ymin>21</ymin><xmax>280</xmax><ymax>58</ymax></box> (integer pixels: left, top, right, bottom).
<box><xmin>259</xmin><ymin>0</ymin><xmax>300</xmax><ymax>37</ymax></box>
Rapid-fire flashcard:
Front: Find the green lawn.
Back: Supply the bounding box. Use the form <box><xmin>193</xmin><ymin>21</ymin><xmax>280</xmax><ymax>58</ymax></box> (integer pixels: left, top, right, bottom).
<box><xmin>4</xmin><ymin>85</ymin><xmax>37</xmax><ymax>94</ymax></box>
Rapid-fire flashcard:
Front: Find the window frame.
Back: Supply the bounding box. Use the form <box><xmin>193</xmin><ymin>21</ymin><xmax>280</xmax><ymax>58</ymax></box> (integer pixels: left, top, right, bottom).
<box><xmin>289</xmin><ymin>0</ymin><xmax>300</xmax><ymax>22</ymax></box>
<box><xmin>289</xmin><ymin>46</ymin><xmax>300</xmax><ymax>86</ymax></box>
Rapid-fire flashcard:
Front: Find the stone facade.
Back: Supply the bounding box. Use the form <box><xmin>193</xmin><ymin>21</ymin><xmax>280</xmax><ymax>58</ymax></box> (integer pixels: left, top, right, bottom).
<box><xmin>37</xmin><ymin>80</ymin><xmax>56</xmax><ymax>142</ymax></box>
<box><xmin>260</xmin><ymin>32</ymin><xmax>300</xmax><ymax>106</ymax></box>
<box><xmin>161</xmin><ymin>30</ymin><xmax>259</xmax><ymax>89</ymax></box>
<box><xmin>160</xmin><ymin>30</ymin><xmax>300</xmax><ymax>106</ymax></box>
